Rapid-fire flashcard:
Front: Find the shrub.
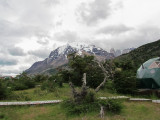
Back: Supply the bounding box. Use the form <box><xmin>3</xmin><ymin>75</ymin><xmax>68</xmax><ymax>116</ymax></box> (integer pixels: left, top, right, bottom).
<box><xmin>12</xmin><ymin>72</ymin><xmax>35</xmax><ymax>90</ymax></box>
<box><xmin>61</xmin><ymin>91</ymin><xmax>123</xmax><ymax>116</ymax></box>
<box><xmin>114</xmin><ymin>71</ymin><xmax>138</xmax><ymax>94</ymax></box>
<box><xmin>41</xmin><ymin>80</ymin><xmax>58</xmax><ymax>92</ymax></box>
<box><xmin>11</xmin><ymin>92</ymin><xmax>31</xmax><ymax>101</ymax></box>
<box><xmin>41</xmin><ymin>74</ymin><xmax>63</xmax><ymax>92</ymax></box>
<box><xmin>33</xmin><ymin>74</ymin><xmax>49</xmax><ymax>82</ymax></box>
<box><xmin>104</xmin><ymin>80</ymin><xmax>116</xmax><ymax>92</ymax></box>
<box><xmin>99</xmin><ymin>99</ymin><xmax>123</xmax><ymax>114</ymax></box>
<box><xmin>0</xmin><ymin>79</ymin><xmax>11</xmax><ymax>100</ymax></box>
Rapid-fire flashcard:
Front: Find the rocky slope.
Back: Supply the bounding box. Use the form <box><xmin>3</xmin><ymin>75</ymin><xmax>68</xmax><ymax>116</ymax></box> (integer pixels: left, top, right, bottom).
<box><xmin>25</xmin><ymin>42</ymin><xmax>114</xmax><ymax>74</ymax></box>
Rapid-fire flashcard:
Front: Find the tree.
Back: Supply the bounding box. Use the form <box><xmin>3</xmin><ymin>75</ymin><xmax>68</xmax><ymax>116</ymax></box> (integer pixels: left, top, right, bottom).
<box><xmin>64</xmin><ymin>54</ymin><xmax>105</xmax><ymax>88</ymax></box>
<box><xmin>113</xmin><ymin>60</ymin><xmax>138</xmax><ymax>94</ymax></box>
<box><xmin>0</xmin><ymin>79</ymin><xmax>10</xmax><ymax>100</ymax></box>
<box><xmin>69</xmin><ymin>57</ymin><xmax>114</xmax><ymax>101</ymax></box>
<box><xmin>13</xmin><ymin>72</ymin><xmax>35</xmax><ymax>90</ymax></box>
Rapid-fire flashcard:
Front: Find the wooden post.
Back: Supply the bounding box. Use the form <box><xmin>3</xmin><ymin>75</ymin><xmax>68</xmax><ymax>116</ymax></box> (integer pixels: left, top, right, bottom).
<box><xmin>100</xmin><ymin>106</ymin><xmax>104</xmax><ymax>119</ymax></box>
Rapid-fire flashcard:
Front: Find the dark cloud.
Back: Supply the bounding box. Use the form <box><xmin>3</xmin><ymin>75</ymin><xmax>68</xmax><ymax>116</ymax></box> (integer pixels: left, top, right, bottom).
<box><xmin>54</xmin><ymin>31</ymin><xmax>78</xmax><ymax>42</ymax></box>
<box><xmin>76</xmin><ymin>0</ymin><xmax>111</xmax><ymax>25</ymax></box>
<box><xmin>0</xmin><ymin>56</ymin><xmax>18</xmax><ymax>66</ymax></box>
<box><xmin>28</xmin><ymin>49</ymin><xmax>51</xmax><ymax>59</ymax></box>
<box><xmin>8</xmin><ymin>47</ymin><xmax>26</xmax><ymax>56</ymax></box>
<box><xmin>97</xmin><ymin>24</ymin><xmax>134</xmax><ymax>35</ymax></box>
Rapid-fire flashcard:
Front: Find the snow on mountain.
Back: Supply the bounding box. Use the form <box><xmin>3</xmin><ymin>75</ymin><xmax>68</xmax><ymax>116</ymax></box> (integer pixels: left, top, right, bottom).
<box><xmin>26</xmin><ymin>42</ymin><xmax>114</xmax><ymax>75</ymax></box>
<box><xmin>49</xmin><ymin>42</ymin><xmax>110</xmax><ymax>60</ymax></box>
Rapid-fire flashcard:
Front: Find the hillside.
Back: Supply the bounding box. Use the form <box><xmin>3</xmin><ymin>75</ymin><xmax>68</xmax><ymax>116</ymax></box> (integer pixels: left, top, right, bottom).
<box><xmin>114</xmin><ymin>39</ymin><xmax>160</xmax><ymax>72</ymax></box>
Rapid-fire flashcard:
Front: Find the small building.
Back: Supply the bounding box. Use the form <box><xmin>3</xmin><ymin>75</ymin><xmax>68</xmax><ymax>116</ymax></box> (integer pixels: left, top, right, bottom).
<box><xmin>137</xmin><ymin>57</ymin><xmax>160</xmax><ymax>89</ymax></box>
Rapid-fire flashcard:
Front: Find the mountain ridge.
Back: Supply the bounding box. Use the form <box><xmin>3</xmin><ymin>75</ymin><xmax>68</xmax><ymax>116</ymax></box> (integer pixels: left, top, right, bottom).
<box><xmin>114</xmin><ymin>39</ymin><xmax>160</xmax><ymax>72</ymax></box>
<box><xmin>25</xmin><ymin>42</ymin><xmax>114</xmax><ymax>74</ymax></box>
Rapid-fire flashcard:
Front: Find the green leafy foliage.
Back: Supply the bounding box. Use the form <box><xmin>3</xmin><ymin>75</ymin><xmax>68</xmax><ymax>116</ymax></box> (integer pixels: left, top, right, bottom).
<box><xmin>41</xmin><ymin>74</ymin><xmax>63</xmax><ymax>92</ymax></box>
<box><xmin>113</xmin><ymin>60</ymin><xmax>139</xmax><ymax>94</ymax></box>
<box><xmin>99</xmin><ymin>99</ymin><xmax>123</xmax><ymax>114</ymax></box>
<box><xmin>61</xmin><ymin>54</ymin><xmax>104</xmax><ymax>88</ymax></box>
<box><xmin>114</xmin><ymin>39</ymin><xmax>160</xmax><ymax>72</ymax></box>
<box><xmin>113</xmin><ymin>39</ymin><xmax>160</xmax><ymax>93</ymax></box>
<box><xmin>114</xmin><ymin>71</ymin><xmax>138</xmax><ymax>94</ymax></box>
<box><xmin>0</xmin><ymin>79</ymin><xmax>11</xmax><ymax>100</ymax></box>
<box><xmin>12</xmin><ymin>72</ymin><xmax>35</xmax><ymax>90</ymax></box>
<box><xmin>33</xmin><ymin>74</ymin><xmax>49</xmax><ymax>83</ymax></box>
<box><xmin>62</xmin><ymin>91</ymin><xmax>122</xmax><ymax>116</ymax></box>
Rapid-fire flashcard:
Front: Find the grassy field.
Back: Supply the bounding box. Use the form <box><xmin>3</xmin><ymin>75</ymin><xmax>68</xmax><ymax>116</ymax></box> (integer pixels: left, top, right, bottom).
<box><xmin>0</xmin><ymin>83</ymin><xmax>118</xmax><ymax>102</ymax></box>
<box><xmin>0</xmin><ymin>83</ymin><xmax>160</xmax><ymax>120</ymax></box>
<box><xmin>0</xmin><ymin>101</ymin><xmax>160</xmax><ymax>120</ymax></box>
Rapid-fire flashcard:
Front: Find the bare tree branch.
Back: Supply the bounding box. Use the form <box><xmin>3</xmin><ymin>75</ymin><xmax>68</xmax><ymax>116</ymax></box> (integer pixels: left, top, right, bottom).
<box><xmin>69</xmin><ymin>73</ymin><xmax>88</xmax><ymax>103</ymax></box>
<box><xmin>95</xmin><ymin>76</ymin><xmax>107</xmax><ymax>92</ymax></box>
<box><xmin>94</xmin><ymin>60</ymin><xmax>112</xmax><ymax>92</ymax></box>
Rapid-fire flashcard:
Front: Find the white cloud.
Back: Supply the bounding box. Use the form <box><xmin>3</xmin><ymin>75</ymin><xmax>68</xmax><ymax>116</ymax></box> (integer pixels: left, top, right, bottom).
<box><xmin>97</xmin><ymin>24</ymin><xmax>133</xmax><ymax>35</ymax></box>
<box><xmin>0</xmin><ymin>0</ymin><xmax>160</xmax><ymax>75</ymax></box>
<box><xmin>76</xmin><ymin>0</ymin><xmax>112</xmax><ymax>25</ymax></box>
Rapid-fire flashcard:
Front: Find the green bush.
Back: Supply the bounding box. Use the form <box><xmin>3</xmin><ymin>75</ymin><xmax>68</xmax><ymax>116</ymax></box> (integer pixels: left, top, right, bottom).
<box><xmin>0</xmin><ymin>79</ymin><xmax>11</xmax><ymax>100</ymax></box>
<box><xmin>114</xmin><ymin>71</ymin><xmax>138</xmax><ymax>94</ymax></box>
<box><xmin>33</xmin><ymin>74</ymin><xmax>49</xmax><ymax>82</ymax></box>
<box><xmin>99</xmin><ymin>99</ymin><xmax>123</xmax><ymax>114</ymax></box>
<box><xmin>104</xmin><ymin>80</ymin><xmax>116</xmax><ymax>92</ymax></box>
<box><xmin>41</xmin><ymin>74</ymin><xmax>63</xmax><ymax>92</ymax></box>
<box><xmin>12</xmin><ymin>72</ymin><xmax>35</xmax><ymax>90</ymax></box>
<box><xmin>61</xmin><ymin>91</ymin><xmax>123</xmax><ymax>116</ymax></box>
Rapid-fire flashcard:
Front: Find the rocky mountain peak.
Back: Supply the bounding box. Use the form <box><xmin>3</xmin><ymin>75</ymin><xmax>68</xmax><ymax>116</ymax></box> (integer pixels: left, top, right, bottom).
<box><xmin>26</xmin><ymin>42</ymin><xmax>114</xmax><ymax>74</ymax></box>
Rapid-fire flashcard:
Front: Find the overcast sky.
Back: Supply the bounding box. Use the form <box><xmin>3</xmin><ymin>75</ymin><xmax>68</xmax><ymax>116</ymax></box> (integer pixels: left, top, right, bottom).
<box><xmin>0</xmin><ymin>0</ymin><xmax>160</xmax><ymax>76</ymax></box>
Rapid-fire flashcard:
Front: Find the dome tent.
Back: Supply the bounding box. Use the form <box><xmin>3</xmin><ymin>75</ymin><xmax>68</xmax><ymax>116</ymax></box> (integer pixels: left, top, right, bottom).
<box><xmin>137</xmin><ymin>57</ymin><xmax>160</xmax><ymax>89</ymax></box>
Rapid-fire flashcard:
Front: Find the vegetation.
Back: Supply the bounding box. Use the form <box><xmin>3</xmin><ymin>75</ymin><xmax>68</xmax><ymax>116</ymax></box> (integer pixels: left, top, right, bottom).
<box><xmin>41</xmin><ymin>74</ymin><xmax>63</xmax><ymax>92</ymax></box>
<box><xmin>11</xmin><ymin>72</ymin><xmax>35</xmax><ymax>90</ymax></box>
<box><xmin>114</xmin><ymin>39</ymin><xmax>160</xmax><ymax>72</ymax></box>
<box><xmin>0</xmin><ymin>83</ymin><xmax>159</xmax><ymax>120</ymax></box>
<box><xmin>112</xmin><ymin>40</ymin><xmax>160</xmax><ymax>94</ymax></box>
<box><xmin>1</xmin><ymin>40</ymin><xmax>160</xmax><ymax>119</ymax></box>
<box><xmin>62</xmin><ymin>96</ymin><xmax>122</xmax><ymax>116</ymax></box>
<box><xmin>61</xmin><ymin>54</ymin><xmax>105</xmax><ymax>88</ymax></box>
<box><xmin>0</xmin><ymin>79</ymin><xmax>11</xmax><ymax>100</ymax></box>
<box><xmin>113</xmin><ymin>60</ymin><xmax>139</xmax><ymax>94</ymax></box>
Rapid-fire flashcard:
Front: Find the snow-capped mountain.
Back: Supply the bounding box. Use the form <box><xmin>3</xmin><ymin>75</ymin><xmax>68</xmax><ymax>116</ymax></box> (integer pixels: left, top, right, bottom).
<box><xmin>25</xmin><ymin>42</ymin><xmax>114</xmax><ymax>74</ymax></box>
<box><xmin>49</xmin><ymin>42</ymin><xmax>113</xmax><ymax>59</ymax></box>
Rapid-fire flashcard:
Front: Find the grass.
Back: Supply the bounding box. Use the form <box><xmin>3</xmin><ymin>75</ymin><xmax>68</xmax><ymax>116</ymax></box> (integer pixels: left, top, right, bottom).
<box><xmin>0</xmin><ymin>101</ymin><xmax>160</xmax><ymax>120</ymax></box>
<box><xmin>0</xmin><ymin>84</ymin><xmax>71</xmax><ymax>102</ymax></box>
<box><xmin>0</xmin><ymin>84</ymin><xmax>119</xmax><ymax>102</ymax></box>
<box><xmin>0</xmin><ymin>83</ymin><xmax>160</xmax><ymax>120</ymax></box>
